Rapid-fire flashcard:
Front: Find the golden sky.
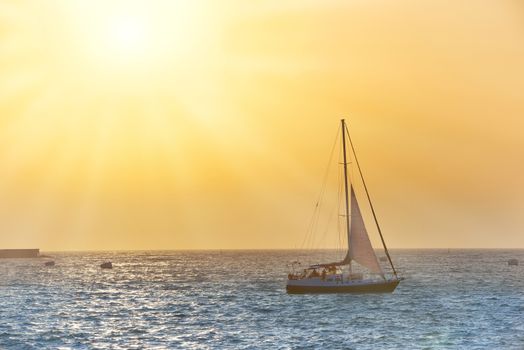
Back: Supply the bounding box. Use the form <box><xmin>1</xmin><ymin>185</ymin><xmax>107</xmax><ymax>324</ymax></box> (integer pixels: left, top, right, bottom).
<box><xmin>1</xmin><ymin>0</ymin><xmax>523</xmax><ymax>250</ymax></box>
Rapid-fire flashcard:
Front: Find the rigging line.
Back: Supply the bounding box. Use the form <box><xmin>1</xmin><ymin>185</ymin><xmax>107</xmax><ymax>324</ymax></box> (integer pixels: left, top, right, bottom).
<box><xmin>337</xmin><ymin>161</ymin><xmax>344</xmax><ymax>257</ymax></box>
<box><xmin>304</xmin><ymin>190</ymin><xmax>325</xmax><ymax>249</ymax></box>
<box><xmin>299</xmin><ymin>124</ymin><xmax>341</xmax><ymax>250</ymax></box>
<box><xmin>306</xmin><ymin>203</ymin><xmax>322</xmax><ymax>249</ymax></box>
<box><xmin>301</xmin><ymin>199</ymin><xmax>319</xmax><ymax>250</ymax></box>
<box><xmin>301</xmin><ymin>182</ymin><xmax>323</xmax><ymax>249</ymax></box>
<box><xmin>319</xmin><ymin>141</ymin><xmax>343</xmax><ymax>250</ymax></box>
<box><xmin>318</xmin><ymin>195</ymin><xmax>337</xmax><ymax>249</ymax></box>
<box><xmin>346</xmin><ymin>140</ymin><xmax>352</xmax><ymax>255</ymax></box>
<box><xmin>343</xmin><ymin>122</ymin><xmax>398</xmax><ymax>277</ymax></box>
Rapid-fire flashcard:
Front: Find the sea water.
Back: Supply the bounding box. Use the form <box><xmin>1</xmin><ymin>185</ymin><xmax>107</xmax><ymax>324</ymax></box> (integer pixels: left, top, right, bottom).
<box><xmin>0</xmin><ymin>250</ymin><xmax>523</xmax><ymax>349</ymax></box>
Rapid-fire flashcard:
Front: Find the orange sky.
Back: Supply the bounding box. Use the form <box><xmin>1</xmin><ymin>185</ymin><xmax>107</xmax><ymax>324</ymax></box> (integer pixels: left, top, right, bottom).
<box><xmin>0</xmin><ymin>0</ymin><xmax>523</xmax><ymax>250</ymax></box>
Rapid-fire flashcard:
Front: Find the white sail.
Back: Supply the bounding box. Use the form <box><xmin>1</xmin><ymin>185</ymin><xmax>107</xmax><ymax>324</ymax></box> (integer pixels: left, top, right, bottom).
<box><xmin>348</xmin><ymin>187</ymin><xmax>384</xmax><ymax>276</ymax></box>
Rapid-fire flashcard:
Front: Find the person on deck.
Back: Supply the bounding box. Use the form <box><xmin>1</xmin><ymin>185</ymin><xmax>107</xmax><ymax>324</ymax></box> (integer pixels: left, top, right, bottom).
<box><xmin>309</xmin><ymin>269</ymin><xmax>319</xmax><ymax>278</ymax></box>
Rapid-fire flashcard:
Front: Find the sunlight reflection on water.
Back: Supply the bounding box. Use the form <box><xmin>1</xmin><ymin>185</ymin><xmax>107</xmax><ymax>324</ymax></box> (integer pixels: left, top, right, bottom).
<box><xmin>0</xmin><ymin>250</ymin><xmax>523</xmax><ymax>349</ymax></box>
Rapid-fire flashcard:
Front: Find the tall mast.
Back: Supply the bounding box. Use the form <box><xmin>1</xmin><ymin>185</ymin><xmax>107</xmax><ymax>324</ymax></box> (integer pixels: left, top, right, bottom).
<box><xmin>343</xmin><ymin>122</ymin><xmax>398</xmax><ymax>278</ymax></box>
<box><xmin>341</xmin><ymin>119</ymin><xmax>352</xmax><ymax>254</ymax></box>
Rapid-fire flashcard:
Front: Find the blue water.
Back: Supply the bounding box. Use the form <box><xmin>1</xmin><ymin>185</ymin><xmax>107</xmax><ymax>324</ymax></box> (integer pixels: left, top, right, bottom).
<box><xmin>0</xmin><ymin>250</ymin><xmax>523</xmax><ymax>349</ymax></box>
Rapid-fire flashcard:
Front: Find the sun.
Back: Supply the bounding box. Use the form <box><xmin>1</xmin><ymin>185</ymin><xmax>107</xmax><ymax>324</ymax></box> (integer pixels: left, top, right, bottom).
<box><xmin>86</xmin><ymin>8</ymin><xmax>159</xmax><ymax>69</ymax></box>
<box><xmin>106</xmin><ymin>14</ymin><xmax>151</xmax><ymax>58</ymax></box>
<box><xmin>62</xmin><ymin>1</ymin><xmax>206</xmax><ymax>74</ymax></box>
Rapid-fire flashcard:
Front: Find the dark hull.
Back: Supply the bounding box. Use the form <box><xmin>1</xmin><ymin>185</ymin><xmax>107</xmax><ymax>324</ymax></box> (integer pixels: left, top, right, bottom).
<box><xmin>286</xmin><ymin>279</ymin><xmax>399</xmax><ymax>294</ymax></box>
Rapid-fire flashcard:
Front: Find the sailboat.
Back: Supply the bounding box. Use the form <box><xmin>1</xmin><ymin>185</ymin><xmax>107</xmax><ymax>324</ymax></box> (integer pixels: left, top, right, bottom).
<box><xmin>286</xmin><ymin>119</ymin><xmax>400</xmax><ymax>294</ymax></box>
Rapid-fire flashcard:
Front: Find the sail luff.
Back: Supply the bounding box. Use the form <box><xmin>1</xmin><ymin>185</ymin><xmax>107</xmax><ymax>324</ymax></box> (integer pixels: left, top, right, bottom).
<box><xmin>348</xmin><ymin>187</ymin><xmax>384</xmax><ymax>275</ymax></box>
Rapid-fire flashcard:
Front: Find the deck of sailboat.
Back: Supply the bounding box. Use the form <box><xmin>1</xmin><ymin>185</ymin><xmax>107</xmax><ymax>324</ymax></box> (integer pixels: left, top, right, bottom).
<box><xmin>286</xmin><ymin>278</ymin><xmax>399</xmax><ymax>294</ymax></box>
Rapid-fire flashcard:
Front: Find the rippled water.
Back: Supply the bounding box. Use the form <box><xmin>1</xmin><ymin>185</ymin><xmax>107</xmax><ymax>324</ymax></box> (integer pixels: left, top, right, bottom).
<box><xmin>0</xmin><ymin>250</ymin><xmax>523</xmax><ymax>349</ymax></box>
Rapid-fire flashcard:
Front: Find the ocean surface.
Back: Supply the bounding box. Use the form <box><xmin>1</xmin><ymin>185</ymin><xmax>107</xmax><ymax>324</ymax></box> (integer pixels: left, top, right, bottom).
<box><xmin>0</xmin><ymin>250</ymin><xmax>523</xmax><ymax>349</ymax></box>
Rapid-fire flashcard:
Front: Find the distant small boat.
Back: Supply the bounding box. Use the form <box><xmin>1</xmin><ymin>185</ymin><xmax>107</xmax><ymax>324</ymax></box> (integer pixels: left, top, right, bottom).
<box><xmin>379</xmin><ymin>256</ymin><xmax>388</xmax><ymax>262</ymax></box>
<box><xmin>44</xmin><ymin>261</ymin><xmax>55</xmax><ymax>266</ymax></box>
<box><xmin>286</xmin><ymin>119</ymin><xmax>400</xmax><ymax>294</ymax></box>
<box><xmin>508</xmin><ymin>259</ymin><xmax>519</xmax><ymax>266</ymax></box>
<box><xmin>100</xmin><ymin>262</ymin><xmax>113</xmax><ymax>269</ymax></box>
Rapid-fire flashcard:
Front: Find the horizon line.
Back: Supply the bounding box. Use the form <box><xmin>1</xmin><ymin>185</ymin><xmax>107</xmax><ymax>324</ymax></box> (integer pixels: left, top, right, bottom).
<box><xmin>29</xmin><ymin>247</ymin><xmax>524</xmax><ymax>253</ymax></box>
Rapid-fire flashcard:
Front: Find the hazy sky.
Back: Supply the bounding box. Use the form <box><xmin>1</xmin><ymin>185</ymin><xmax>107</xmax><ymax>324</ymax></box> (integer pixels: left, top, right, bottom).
<box><xmin>1</xmin><ymin>0</ymin><xmax>523</xmax><ymax>250</ymax></box>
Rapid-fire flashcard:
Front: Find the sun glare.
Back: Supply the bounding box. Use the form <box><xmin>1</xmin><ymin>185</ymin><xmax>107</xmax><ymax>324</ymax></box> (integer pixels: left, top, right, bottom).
<box><xmin>107</xmin><ymin>14</ymin><xmax>150</xmax><ymax>57</ymax></box>
<box><xmin>89</xmin><ymin>9</ymin><xmax>161</xmax><ymax>69</ymax></box>
<box><xmin>62</xmin><ymin>1</ymin><xmax>207</xmax><ymax>75</ymax></box>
